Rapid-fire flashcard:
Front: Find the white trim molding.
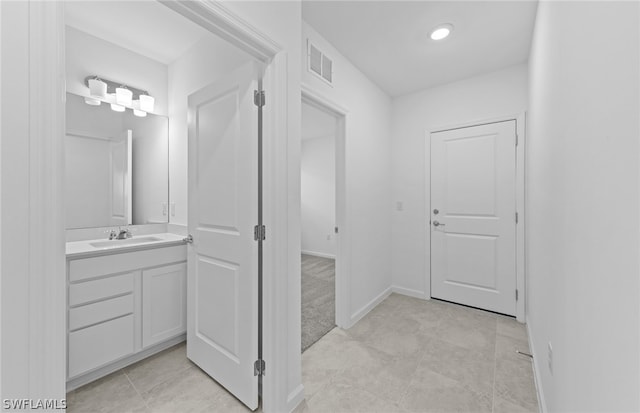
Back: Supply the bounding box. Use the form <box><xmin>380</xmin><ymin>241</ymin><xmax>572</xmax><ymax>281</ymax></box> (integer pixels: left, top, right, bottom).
<box><xmin>527</xmin><ymin>320</ymin><xmax>548</xmax><ymax>413</ymax></box>
<box><xmin>424</xmin><ymin>113</ymin><xmax>527</xmax><ymax>321</ymax></box>
<box><xmin>159</xmin><ymin>0</ymin><xmax>281</xmax><ymax>62</ymax></box>
<box><xmin>348</xmin><ymin>287</ymin><xmax>392</xmax><ymax>328</ymax></box>
<box><xmin>391</xmin><ymin>286</ymin><xmax>427</xmax><ymax>300</ymax></box>
<box><xmin>301</xmin><ymin>84</ymin><xmax>350</xmax><ymax>330</ymax></box>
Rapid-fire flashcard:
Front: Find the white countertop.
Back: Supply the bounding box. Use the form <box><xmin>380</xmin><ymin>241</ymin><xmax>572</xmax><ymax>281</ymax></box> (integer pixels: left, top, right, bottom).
<box><xmin>66</xmin><ymin>233</ymin><xmax>187</xmax><ymax>258</ymax></box>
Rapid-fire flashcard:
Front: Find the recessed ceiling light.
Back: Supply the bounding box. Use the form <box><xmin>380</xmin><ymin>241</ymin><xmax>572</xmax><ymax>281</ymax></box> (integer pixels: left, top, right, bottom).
<box><xmin>430</xmin><ymin>24</ymin><xmax>453</xmax><ymax>41</ymax></box>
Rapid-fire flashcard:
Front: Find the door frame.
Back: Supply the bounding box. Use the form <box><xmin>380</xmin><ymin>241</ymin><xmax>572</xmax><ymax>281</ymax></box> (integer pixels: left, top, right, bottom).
<box><xmin>424</xmin><ymin>113</ymin><xmax>526</xmax><ymax>322</ymax></box>
<box><xmin>301</xmin><ymin>83</ymin><xmax>350</xmax><ymax>329</ymax></box>
<box><xmin>15</xmin><ymin>1</ymin><xmax>300</xmax><ymax>412</ymax></box>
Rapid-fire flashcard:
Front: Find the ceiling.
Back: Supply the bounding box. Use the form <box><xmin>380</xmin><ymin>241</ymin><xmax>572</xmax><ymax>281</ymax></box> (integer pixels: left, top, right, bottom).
<box><xmin>64</xmin><ymin>1</ymin><xmax>209</xmax><ymax>64</ymax></box>
<box><xmin>302</xmin><ymin>101</ymin><xmax>336</xmax><ymax>141</ymax></box>
<box><xmin>302</xmin><ymin>1</ymin><xmax>538</xmax><ymax>97</ymax></box>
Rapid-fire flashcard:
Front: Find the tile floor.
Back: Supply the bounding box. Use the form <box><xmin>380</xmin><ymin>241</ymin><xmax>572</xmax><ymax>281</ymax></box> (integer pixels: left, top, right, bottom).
<box><xmin>67</xmin><ymin>293</ymin><xmax>538</xmax><ymax>413</ymax></box>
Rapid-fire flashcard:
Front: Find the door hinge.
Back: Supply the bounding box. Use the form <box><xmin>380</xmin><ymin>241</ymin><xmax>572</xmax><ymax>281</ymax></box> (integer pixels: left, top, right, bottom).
<box><xmin>254</xmin><ymin>225</ymin><xmax>266</xmax><ymax>241</ymax></box>
<box><xmin>516</xmin><ymin>289</ymin><xmax>519</xmax><ymax>301</ymax></box>
<box><xmin>254</xmin><ymin>90</ymin><xmax>265</xmax><ymax>107</ymax></box>
<box><xmin>254</xmin><ymin>359</ymin><xmax>265</xmax><ymax>376</ymax></box>
<box><xmin>515</xmin><ymin>212</ymin><xmax>519</xmax><ymax>224</ymax></box>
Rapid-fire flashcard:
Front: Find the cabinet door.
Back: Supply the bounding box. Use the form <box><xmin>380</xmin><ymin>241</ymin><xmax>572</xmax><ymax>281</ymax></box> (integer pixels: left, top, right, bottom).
<box><xmin>142</xmin><ymin>263</ymin><xmax>187</xmax><ymax>348</ymax></box>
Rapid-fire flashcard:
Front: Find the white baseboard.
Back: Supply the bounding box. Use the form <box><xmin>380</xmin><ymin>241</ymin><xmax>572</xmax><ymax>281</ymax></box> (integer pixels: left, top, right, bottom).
<box><xmin>348</xmin><ymin>286</ymin><xmax>392</xmax><ymax>328</ymax></box>
<box><xmin>287</xmin><ymin>383</ymin><xmax>305</xmax><ymax>413</ymax></box>
<box><xmin>391</xmin><ymin>286</ymin><xmax>427</xmax><ymax>300</ymax></box>
<box><xmin>301</xmin><ymin>250</ymin><xmax>336</xmax><ymax>259</ymax></box>
<box><xmin>526</xmin><ymin>319</ymin><xmax>547</xmax><ymax>413</ymax></box>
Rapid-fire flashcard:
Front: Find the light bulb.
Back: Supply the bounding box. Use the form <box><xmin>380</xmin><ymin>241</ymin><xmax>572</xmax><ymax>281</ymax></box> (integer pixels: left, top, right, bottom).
<box><xmin>430</xmin><ymin>24</ymin><xmax>454</xmax><ymax>41</ymax></box>
<box><xmin>133</xmin><ymin>109</ymin><xmax>147</xmax><ymax>117</ymax></box>
<box><xmin>139</xmin><ymin>94</ymin><xmax>154</xmax><ymax>112</ymax></box>
<box><xmin>110</xmin><ymin>103</ymin><xmax>125</xmax><ymax>112</ymax></box>
<box><xmin>84</xmin><ymin>97</ymin><xmax>101</xmax><ymax>106</ymax></box>
<box><xmin>116</xmin><ymin>87</ymin><xmax>133</xmax><ymax>106</ymax></box>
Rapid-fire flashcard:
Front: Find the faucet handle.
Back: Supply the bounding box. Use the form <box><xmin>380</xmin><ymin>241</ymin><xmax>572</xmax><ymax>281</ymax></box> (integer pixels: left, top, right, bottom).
<box><xmin>104</xmin><ymin>228</ymin><xmax>118</xmax><ymax>240</ymax></box>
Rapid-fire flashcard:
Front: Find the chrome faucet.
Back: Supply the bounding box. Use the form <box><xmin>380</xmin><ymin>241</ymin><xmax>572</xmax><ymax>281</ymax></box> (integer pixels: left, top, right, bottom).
<box><xmin>107</xmin><ymin>229</ymin><xmax>118</xmax><ymax>240</ymax></box>
<box><xmin>115</xmin><ymin>227</ymin><xmax>132</xmax><ymax>240</ymax></box>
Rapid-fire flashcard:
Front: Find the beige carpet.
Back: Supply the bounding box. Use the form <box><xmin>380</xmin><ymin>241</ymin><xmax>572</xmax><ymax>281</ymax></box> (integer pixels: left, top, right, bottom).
<box><xmin>301</xmin><ymin>254</ymin><xmax>336</xmax><ymax>352</ymax></box>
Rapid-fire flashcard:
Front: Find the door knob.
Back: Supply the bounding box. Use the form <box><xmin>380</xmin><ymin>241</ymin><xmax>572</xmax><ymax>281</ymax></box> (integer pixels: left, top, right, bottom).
<box><xmin>433</xmin><ymin>209</ymin><xmax>439</xmax><ymax>215</ymax></box>
<box><xmin>433</xmin><ymin>221</ymin><xmax>445</xmax><ymax>227</ymax></box>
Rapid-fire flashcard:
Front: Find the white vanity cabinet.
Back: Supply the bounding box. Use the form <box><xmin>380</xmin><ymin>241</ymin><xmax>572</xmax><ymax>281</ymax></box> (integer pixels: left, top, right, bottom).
<box><xmin>142</xmin><ymin>263</ymin><xmax>187</xmax><ymax>348</ymax></box>
<box><xmin>66</xmin><ymin>243</ymin><xmax>187</xmax><ymax>389</ymax></box>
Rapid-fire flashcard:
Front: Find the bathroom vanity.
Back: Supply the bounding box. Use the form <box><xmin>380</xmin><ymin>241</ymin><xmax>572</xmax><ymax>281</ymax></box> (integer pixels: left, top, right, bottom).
<box><xmin>66</xmin><ymin>234</ymin><xmax>187</xmax><ymax>390</ymax></box>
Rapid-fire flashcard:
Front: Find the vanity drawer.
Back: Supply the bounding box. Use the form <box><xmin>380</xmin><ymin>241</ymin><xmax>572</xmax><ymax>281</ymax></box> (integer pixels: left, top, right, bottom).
<box><xmin>69</xmin><ymin>294</ymin><xmax>134</xmax><ymax>331</ymax></box>
<box><xmin>68</xmin><ymin>245</ymin><xmax>187</xmax><ymax>282</ymax></box>
<box><xmin>69</xmin><ymin>272</ymin><xmax>134</xmax><ymax>306</ymax></box>
<box><xmin>68</xmin><ymin>314</ymin><xmax>135</xmax><ymax>379</ymax></box>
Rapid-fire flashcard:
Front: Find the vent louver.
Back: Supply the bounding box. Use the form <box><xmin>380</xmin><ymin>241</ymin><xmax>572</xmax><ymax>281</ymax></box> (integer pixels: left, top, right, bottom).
<box><xmin>307</xmin><ymin>40</ymin><xmax>333</xmax><ymax>85</ymax></box>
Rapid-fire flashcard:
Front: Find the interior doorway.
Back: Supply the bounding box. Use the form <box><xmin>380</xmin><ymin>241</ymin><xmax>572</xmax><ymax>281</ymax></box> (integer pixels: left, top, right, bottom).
<box><xmin>300</xmin><ymin>100</ymin><xmax>337</xmax><ymax>351</ymax></box>
<box><xmin>429</xmin><ymin>120</ymin><xmax>518</xmax><ymax>316</ymax></box>
<box><xmin>300</xmin><ymin>92</ymin><xmax>347</xmax><ymax>351</ymax></box>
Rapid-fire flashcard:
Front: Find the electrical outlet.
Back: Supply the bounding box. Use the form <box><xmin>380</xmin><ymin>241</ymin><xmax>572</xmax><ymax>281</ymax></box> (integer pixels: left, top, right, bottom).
<box><xmin>396</xmin><ymin>201</ymin><xmax>404</xmax><ymax>211</ymax></box>
<box><xmin>547</xmin><ymin>342</ymin><xmax>553</xmax><ymax>375</ymax></box>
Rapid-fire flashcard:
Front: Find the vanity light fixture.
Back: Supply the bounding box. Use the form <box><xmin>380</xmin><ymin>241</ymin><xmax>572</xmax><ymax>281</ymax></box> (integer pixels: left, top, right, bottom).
<box><xmin>84</xmin><ymin>75</ymin><xmax>154</xmax><ymax>114</ymax></box>
<box><xmin>430</xmin><ymin>23</ymin><xmax>454</xmax><ymax>41</ymax></box>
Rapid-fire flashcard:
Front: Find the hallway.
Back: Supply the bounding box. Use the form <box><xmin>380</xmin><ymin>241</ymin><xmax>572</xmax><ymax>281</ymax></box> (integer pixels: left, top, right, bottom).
<box><xmin>299</xmin><ymin>294</ymin><xmax>538</xmax><ymax>413</ymax></box>
<box><xmin>66</xmin><ymin>294</ymin><xmax>537</xmax><ymax>412</ymax></box>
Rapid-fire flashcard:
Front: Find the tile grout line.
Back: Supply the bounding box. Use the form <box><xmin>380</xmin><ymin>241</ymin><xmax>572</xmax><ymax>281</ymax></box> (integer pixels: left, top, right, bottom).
<box><xmin>124</xmin><ymin>371</ymin><xmax>151</xmax><ymax>411</ymax></box>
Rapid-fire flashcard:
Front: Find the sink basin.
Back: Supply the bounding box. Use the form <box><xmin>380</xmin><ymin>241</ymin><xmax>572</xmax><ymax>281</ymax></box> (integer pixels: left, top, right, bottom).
<box><xmin>90</xmin><ymin>236</ymin><xmax>163</xmax><ymax>249</ymax></box>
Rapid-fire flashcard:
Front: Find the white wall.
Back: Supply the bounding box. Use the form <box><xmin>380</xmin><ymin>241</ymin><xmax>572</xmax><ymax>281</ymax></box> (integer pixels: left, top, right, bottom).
<box><xmin>390</xmin><ymin>64</ymin><xmax>528</xmax><ymax>297</ymax></box>
<box><xmin>65</xmin><ymin>26</ymin><xmax>168</xmax><ymax>116</ymax></box>
<box><xmin>302</xmin><ymin>21</ymin><xmax>393</xmax><ymax>323</ymax></box>
<box><xmin>527</xmin><ymin>2</ymin><xmax>639</xmax><ymax>411</ymax></box>
<box><xmin>301</xmin><ymin>136</ymin><xmax>336</xmax><ymax>258</ymax></box>
<box><xmin>167</xmin><ymin>35</ymin><xmax>253</xmax><ymax>226</ymax></box>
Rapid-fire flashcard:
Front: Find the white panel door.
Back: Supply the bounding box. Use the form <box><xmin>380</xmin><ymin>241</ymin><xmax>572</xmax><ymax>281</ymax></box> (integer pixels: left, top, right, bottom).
<box><xmin>431</xmin><ymin>120</ymin><xmax>517</xmax><ymax>316</ymax></box>
<box><xmin>187</xmin><ymin>62</ymin><xmax>259</xmax><ymax>410</ymax></box>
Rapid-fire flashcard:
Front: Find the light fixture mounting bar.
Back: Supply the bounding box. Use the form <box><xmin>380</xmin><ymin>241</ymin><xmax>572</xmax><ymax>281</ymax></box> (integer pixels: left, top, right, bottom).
<box><xmin>84</xmin><ymin>76</ymin><xmax>150</xmax><ymax>99</ymax></box>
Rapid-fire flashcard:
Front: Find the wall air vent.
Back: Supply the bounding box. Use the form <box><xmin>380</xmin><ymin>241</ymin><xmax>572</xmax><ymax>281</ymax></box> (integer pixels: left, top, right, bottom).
<box><xmin>307</xmin><ymin>40</ymin><xmax>333</xmax><ymax>85</ymax></box>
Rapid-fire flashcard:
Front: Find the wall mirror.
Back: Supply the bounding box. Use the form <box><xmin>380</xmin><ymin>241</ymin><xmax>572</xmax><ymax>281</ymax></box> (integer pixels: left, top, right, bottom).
<box><xmin>65</xmin><ymin>92</ymin><xmax>169</xmax><ymax>229</ymax></box>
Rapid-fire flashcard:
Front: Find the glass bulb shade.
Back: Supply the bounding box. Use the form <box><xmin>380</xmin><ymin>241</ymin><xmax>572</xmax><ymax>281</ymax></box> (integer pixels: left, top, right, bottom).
<box><xmin>139</xmin><ymin>94</ymin><xmax>155</xmax><ymax>112</ymax></box>
<box><xmin>110</xmin><ymin>103</ymin><xmax>125</xmax><ymax>112</ymax></box>
<box><xmin>133</xmin><ymin>109</ymin><xmax>147</xmax><ymax>117</ymax></box>
<box><xmin>88</xmin><ymin>78</ymin><xmax>107</xmax><ymax>98</ymax></box>
<box><xmin>84</xmin><ymin>97</ymin><xmax>101</xmax><ymax>106</ymax></box>
<box><xmin>115</xmin><ymin>87</ymin><xmax>133</xmax><ymax>106</ymax></box>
